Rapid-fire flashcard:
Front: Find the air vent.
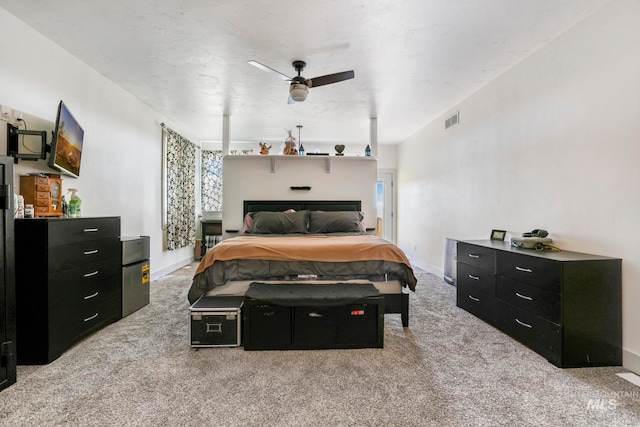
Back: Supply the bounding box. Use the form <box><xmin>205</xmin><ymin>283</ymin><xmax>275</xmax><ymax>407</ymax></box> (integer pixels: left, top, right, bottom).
<box><xmin>445</xmin><ymin>111</ymin><xmax>459</xmax><ymax>130</ymax></box>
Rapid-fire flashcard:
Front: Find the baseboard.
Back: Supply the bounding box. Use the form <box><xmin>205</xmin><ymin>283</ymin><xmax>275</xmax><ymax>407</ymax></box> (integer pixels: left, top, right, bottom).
<box><xmin>150</xmin><ymin>256</ymin><xmax>193</xmax><ymax>281</ymax></box>
<box><xmin>412</xmin><ymin>263</ymin><xmax>445</xmax><ymax>281</ymax></box>
<box><xmin>623</xmin><ymin>348</ymin><xmax>640</xmax><ymax>375</ymax></box>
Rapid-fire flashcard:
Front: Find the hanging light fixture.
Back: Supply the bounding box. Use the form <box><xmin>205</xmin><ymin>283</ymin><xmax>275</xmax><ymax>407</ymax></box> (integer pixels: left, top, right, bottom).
<box><xmin>289</xmin><ymin>84</ymin><xmax>309</xmax><ymax>102</ymax></box>
<box><xmin>297</xmin><ymin>125</ymin><xmax>305</xmax><ymax>155</ymax></box>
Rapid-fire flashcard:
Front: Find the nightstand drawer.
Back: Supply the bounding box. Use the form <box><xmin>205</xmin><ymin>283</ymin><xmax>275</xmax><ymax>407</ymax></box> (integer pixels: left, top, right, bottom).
<box><xmin>458</xmin><ymin>242</ymin><xmax>496</xmax><ymax>273</ymax></box>
<box><xmin>497</xmin><ymin>276</ymin><xmax>560</xmax><ymax>324</ymax></box>
<box><xmin>457</xmin><ymin>262</ymin><xmax>495</xmax><ymax>295</ymax></box>
<box><xmin>456</xmin><ymin>281</ymin><xmax>496</xmax><ymax>325</ymax></box>
<box><xmin>497</xmin><ymin>301</ymin><xmax>561</xmax><ymax>366</ymax></box>
<box><xmin>497</xmin><ymin>251</ymin><xmax>561</xmax><ymax>293</ymax></box>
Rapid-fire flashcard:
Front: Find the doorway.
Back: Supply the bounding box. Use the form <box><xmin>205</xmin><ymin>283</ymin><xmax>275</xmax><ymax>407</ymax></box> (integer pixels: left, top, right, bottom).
<box><xmin>376</xmin><ymin>170</ymin><xmax>396</xmax><ymax>243</ymax></box>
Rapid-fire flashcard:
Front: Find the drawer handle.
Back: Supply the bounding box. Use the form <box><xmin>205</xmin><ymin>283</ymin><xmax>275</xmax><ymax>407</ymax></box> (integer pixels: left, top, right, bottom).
<box><xmin>468</xmin><ymin>295</ymin><xmax>480</xmax><ymax>302</ymax></box>
<box><xmin>84</xmin><ymin>249</ymin><xmax>99</xmax><ymax>255</ymax></box>
<box><xmin>84</xmin><ymin>271</ymin><xmax>99</xmax><ymax>278</ymax></box>
<box><xmin>84</xmin><ymin>291</ymin><xmax>99</xmax><ymax>300</ymax></box>
<box><xmin>468</xmin><ymin>254</ymin><xmax>480</xmax><ymax>259</ymax></box>
<box><xmin>468</xmin><ymin>274</ymin><xmax>480</xmax><ymax>280</ymax></box>
<box><xmin>84</xmin><ymin>313</ymin><xmax>99</xmax><ymax>322</ymax></box>
<box><xmin>515</xmin><ymin>266</ymin><xmax>533</xmax><ymax>273</ymax></box>
<box><xmin>515</xmin><ymin>292</ymin><xmax>533</xmax><ymax>301</ymax></box>
<box><xmin>515</xmin><ymin>318</ymin><xmax>532</xmax><ymax>328</ymax></box>
<box><xmin>84</xmin><ymin>228</ymin><xmax>99</xmax><ymax>232</ymax></box>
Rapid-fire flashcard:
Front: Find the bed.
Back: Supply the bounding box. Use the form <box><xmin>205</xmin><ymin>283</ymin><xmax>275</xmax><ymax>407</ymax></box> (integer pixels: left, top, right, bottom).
<box><xmin>188</xmin><ymin>200</ymin><xmax>417</xmax><ymax>327</ymax></box>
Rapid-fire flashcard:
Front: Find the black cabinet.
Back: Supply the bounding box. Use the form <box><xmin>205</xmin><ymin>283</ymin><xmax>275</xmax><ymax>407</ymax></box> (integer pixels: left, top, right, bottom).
<box><xmin>0</xmin><ymin>157</ymin><xmax>16</xmax><ymax>391</ymax></box>
<box><xmin>15</xmin><ymin>217</ymin><xmax>121</xmax><ymax>364</ymax></box>
<box><xmin>456</xmin><ymin>240</ymin><xmax>621</xmax><ymax>368</ymax></box>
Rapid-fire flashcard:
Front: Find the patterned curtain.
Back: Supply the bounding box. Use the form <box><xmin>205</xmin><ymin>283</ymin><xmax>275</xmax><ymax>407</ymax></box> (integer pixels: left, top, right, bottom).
<box><xmin>164</xmin><ymin>127</ymin><xmax>196</xmax><ymax>250</ymax></box>
<box><xmin>201</xmin><ymin>150</ymin><xmax>223</xmax><ymax>211</ymax></box>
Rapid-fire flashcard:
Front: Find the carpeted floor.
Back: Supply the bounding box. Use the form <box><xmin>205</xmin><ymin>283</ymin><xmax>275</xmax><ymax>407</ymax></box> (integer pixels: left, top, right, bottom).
<box><xmin>1</xmin><ymin>263</ymin><xmax>639</xmax><ymax>426</ymax></box>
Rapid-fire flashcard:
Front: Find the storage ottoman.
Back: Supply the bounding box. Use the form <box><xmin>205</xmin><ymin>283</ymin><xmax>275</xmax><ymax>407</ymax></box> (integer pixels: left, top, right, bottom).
<box><xmin>189</xmin><ymin>296</ymin><xmax>243</xmax><ymax>347</ymax></box>
<box><xmin>243</xmin><ymin>282</ymin><xmax>384</xmax><ymax>350</ymax></box>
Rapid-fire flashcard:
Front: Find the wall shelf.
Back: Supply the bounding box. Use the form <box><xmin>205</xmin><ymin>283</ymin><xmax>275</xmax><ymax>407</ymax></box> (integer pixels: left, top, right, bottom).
<box><xmin>223</xmin><ymin>154</ymin><xmax>376</xmax><ymax>174</ymax></box>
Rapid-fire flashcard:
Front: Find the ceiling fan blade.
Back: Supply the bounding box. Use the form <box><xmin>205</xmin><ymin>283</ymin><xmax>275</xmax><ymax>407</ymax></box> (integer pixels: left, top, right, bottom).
<box><xmin>248</xmin><ymin>60</ymin><xmax>291</xmax><ymax>81</ymax></box>
<box><xmin>308</xmin><ymin>70</ymin><xmax>354</xmax><ymax>88</ymax></box>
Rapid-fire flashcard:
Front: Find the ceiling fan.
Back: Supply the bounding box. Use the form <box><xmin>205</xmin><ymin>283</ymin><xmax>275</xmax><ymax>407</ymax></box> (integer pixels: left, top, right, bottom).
<box><xmin>248</xmin><ymin>60</ymin><xmax>355</xmax><ymax>104</ymax></box>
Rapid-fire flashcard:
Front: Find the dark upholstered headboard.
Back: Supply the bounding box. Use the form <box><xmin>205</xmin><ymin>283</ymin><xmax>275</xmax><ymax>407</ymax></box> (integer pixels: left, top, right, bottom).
<box><xmin>243</xmin><ymin>200</ymin><xmax>361</xmax><ymax>216</ymax></box>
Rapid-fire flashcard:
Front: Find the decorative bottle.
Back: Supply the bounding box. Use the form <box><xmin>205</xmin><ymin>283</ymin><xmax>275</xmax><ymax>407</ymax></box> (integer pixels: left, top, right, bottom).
<box><xmin>68</xmin><ymin>188</ymin><xmax>82</xmax><ymax>218</ymax></box>
<box><xmin>16</xmin><ymin>194</ymin><xmax>24</xmax><ymax>218</ymax></box>
<box><xmin>299</xmin><ymin>143</ymin><xmax>305</xmax><ymax>156</ymax></box>
<box><xmin>61</xmin><ymin>195</ymin><xmax>68</xmax><ymax>217</ymax></box>
<box><xmin>365</xmin><ymin>145</ymin><xmax>371</xmax><ymax>157</ymax></box>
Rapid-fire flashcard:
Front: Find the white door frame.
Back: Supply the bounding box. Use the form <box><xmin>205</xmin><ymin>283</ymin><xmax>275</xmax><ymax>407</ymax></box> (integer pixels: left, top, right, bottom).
<box><xmin>377</xmin><ymin>169</ymin><xmax>396</xmax><ymax>243</ymax></box>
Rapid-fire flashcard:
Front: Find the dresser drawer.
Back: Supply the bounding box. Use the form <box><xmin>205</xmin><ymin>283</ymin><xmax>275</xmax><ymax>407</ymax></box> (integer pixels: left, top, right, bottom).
<box><xmin>48</xmin><ymin>217</ymin><xmax>120</xmax><ymax>246</ymax></box>
<box><xmin>76</xmin><ymin>291</ymin><xmax>120</xmax><ymax>329</ymax></box>
<box><xmin>48</xmin><ymin>238</ymin><xmax>120</xmax><ymax>272</ymax></box>
<box><xmin>49</xmin><ymin>258</ymin><xmax>121</xmax><ymax>300</ymax></box>
<box><xmin>497</xmin><ymin>251</ymin><xmax>561</xmax><ymax>293</ymax></box>
<box><xmin>497</xmin><ymin>276</ymin><xmax>560</xmax><ymax>324</ymax></box>
<box><xmin>497</xmin><ymin>301</ymin><xmax>562</xmax><ymax>366</ymax></box>
<box><xmin>49</xmin><ymin>294</ymin><xmax>120</xmax><ymax>357</ymax></box>
<box><xmin>458</xmin><ymin>242</ymin><xmax>496</xmax><ymax>273</ymax></box>
<box><xmin>457</xmin><ymin>262</ymin><xmax>495</xmax><ymax>295</ymax></box>
<box><xmin>456</xmin><ymin>281</ymin><xmax>496</xmax><ymax>325</ymax></box>
<box><xmin>49</xmin><ymin>259</ymin><xmax>121</xmax><ymax>346</ymax></box>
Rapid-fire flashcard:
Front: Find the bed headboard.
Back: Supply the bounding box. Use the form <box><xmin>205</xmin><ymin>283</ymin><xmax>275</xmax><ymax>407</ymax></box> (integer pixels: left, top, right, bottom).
<box><xmin>243</xmin><ymin>200</ymin><xmax>361</xmax><ymax>216</ymax></box>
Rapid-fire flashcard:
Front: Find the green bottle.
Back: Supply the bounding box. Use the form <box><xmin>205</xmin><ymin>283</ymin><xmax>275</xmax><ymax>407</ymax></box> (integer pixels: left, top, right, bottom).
<box><xmin>68</xmin><ymin>188</ymin><xmax>82</xmax><ymax>218</ymax></box>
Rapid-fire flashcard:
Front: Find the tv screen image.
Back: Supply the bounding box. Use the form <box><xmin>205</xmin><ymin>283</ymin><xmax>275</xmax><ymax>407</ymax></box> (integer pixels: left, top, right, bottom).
<box><xmin>48</xmin><ymin>101</ymin><xmax>84</xmax><ymax>178</ymax></box>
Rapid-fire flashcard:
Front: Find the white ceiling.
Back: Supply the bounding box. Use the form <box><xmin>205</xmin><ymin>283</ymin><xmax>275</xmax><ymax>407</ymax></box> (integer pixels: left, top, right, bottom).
<box><xmin>0</xmin><ymin>0</ymin><xmax>610</xmax><ymax>145</ymax></box>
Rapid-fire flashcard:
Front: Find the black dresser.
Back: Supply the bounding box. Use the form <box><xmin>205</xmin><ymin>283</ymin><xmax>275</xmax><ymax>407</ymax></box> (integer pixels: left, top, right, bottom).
<box><xmin>15</xmin><ymin>217</ymin><xmax>121</xmax><ymax>364</ymax></box>
<box><xmin>456</xmin><ymin>240</ymin><xmax>621</xmax><ymax>368</ymax></box>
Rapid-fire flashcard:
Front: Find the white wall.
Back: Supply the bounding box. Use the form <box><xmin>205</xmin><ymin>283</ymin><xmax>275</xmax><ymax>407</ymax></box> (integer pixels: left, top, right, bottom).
<box><xmin>376</xmin><ymin>145</ymin><xmax>397</xmax><ymax>170</ymax></box>
<box><xmin>396</xmin><ymin>0</ymin><xmax>640</xmax><ymax>371</ymax></box>
<box><xmin>222</xmin><ymin>155</ymin><xmax>377</xmax><ymax>236</ymax></box>
<box><xmin>0</xmin><ymin>8</ymin><xmax>193</xmax><ymax>278</ymax></box>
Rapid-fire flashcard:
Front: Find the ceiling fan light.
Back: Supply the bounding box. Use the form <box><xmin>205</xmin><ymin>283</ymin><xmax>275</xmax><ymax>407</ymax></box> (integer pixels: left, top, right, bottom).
<box><xmin>289</xmin><ymin>84</ymin><xmax>309</xmax><ymax>102</ymax></box>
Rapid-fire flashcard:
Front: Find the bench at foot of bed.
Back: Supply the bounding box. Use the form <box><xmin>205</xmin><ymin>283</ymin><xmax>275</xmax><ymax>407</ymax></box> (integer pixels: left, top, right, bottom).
<box><xmin>243</xmin><ymin>282</ymin><xmax>384</xmax><ymax>351</ymax></box>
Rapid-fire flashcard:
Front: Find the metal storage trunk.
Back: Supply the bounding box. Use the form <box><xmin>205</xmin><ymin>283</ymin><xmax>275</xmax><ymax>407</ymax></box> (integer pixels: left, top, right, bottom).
<box><xmin>189</xmin><ymin>296</ymin><xmax>243</xmax><ymax>347</ymax></box>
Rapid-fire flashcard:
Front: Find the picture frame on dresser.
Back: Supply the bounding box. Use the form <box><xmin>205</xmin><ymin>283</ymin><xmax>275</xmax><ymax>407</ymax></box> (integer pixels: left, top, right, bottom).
<box><xmin>490</xmin><ymin>229</ymin><xmax>506</xmax><ymax>241</ymax></box>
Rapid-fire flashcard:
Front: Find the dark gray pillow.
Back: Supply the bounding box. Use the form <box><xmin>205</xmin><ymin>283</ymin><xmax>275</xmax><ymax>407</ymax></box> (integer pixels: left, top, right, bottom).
<box><xmin>248</xmin><ymin>210</ymin><xmax>309</xmax><ymax>234</ymax></box>
<box><xmin>308</xmin><ymin>211</ymin><xmax>364</xmax><ymax>233</ymax></box>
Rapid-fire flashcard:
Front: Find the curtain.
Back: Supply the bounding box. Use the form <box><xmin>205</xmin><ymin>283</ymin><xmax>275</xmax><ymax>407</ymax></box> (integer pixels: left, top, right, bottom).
<box><xmin>164</xmin><ymin>127</ymin><xmax>196</xmax><ymax>250</ymax></box>
<box><xmin>201</xmin><ymin>150</ymin><xmax>223</xmax><ymax>211</ymax></box>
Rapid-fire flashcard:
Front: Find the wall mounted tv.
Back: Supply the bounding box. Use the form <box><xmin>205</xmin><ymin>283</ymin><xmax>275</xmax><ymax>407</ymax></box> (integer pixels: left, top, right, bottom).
<box><xmin>48</xmin><ymin>101</ymin><xmax>84</xmax><ymax>178</ymax></box>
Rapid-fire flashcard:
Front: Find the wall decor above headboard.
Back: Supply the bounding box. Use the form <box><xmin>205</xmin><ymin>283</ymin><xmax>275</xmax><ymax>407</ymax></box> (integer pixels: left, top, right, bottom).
<box><xmin>222</xmin><ymin>155</ymin><xmax>376</xmax><ymax>238</ymax></box>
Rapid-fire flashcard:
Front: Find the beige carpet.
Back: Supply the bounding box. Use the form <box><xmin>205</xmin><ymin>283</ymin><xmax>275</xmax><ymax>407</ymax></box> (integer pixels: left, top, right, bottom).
<box><xmin>1</xmin><ymin>263</ymin><xmax>639</xmax><ymax>426</ymax></box>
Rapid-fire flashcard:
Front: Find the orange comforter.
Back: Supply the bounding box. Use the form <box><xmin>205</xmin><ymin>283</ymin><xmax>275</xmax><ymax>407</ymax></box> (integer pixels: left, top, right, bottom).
<box><xmin>195</xmin><ymin>234</ymin><xmax>412</xmax><ymax>276</ymax></box>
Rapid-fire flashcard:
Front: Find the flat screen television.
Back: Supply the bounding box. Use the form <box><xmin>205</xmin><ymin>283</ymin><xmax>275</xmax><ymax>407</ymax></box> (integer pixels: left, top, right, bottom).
<box><xmin>48</xmin><ymin>101</ymin><xmax>84</xmax><ymax>178</ymax></box>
